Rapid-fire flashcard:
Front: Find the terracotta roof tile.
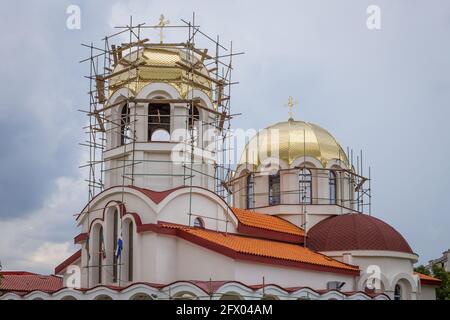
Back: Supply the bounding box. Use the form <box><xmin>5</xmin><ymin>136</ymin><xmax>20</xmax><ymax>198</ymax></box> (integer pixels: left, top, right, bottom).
<box><xmin>415</xmin><ymin>272</ymin><xmax>442</xmax><ymax>285</ymax></box>
<box><xmin>307</xmin><ymin>213</ymin><xmax>414</xmax><ymax>254</ymax></box>
<box><xmin>0</xmin><ymin>272</ymin><xmax>63</xmax><ymax>294</ymax></box>
<box><xmin>232</xmin><ymin>207</ymin><xmax>304</xmax><ymax>236</ymax></box>
<box><xmin>161</xmin><ymin>223</ymin><xmax>358</xmax><ymax>273</ymax></box>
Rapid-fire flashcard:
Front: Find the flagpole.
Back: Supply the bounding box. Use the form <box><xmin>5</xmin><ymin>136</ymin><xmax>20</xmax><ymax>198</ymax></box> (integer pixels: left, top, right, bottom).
<box><xmin>119</xmin><ymin>254</ymin><xmax>122</xmax><ymax>287</ymax></box>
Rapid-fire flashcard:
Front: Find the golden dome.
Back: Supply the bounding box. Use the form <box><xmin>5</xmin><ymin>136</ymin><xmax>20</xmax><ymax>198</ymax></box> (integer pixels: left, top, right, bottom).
<box><xmin>239</xmin><ymin>119</ymin><xmax>350</xmax><ymax>169</ymax></box>
<box><xmin>109</xmin><ymin>46</ymin><xmax>212</xmax><ymax>98</ymax></box>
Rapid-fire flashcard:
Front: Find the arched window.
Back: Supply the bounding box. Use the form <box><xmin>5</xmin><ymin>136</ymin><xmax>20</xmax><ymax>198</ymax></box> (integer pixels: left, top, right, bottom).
<box><xmin>130</xmin><ymin>293</ymin><xmax>153</xmax><ymax>300</ymax></box>
<box><xmin>173</xmin><ymin>292</ymin><xmax>197</xmax><ymax>300</ymax></box>
<box><xmin>94</xmin><ymin>294</ymin><xmax>113</xmax><ymax>300</ymax></box>
<box><xmin>220</xmin><ymin>292</ymin><xmax>243</xmax><ymax>300</ymax></box>
<box><xmin>188</xmin><ymin>105</ymin><xmax>200</xmax><ymax>128</ymax></box>
<box><xmin>98</xmin><ymin>226</ymin><xmax>104</xmax><ymax>284</ymax></box>
<box><xmin>193</xmin><ymin>217</ymin><xmax>205</xmax><ymax>228</ymax></box>
<box><xmin>329</xmin><ymin>170</ymin><xmax>337</xmax><ymax>204</ymax></box>
<box><xmin>394</xmin><ymin>284</ymin><xmax>402</xmax><ymax>300</ymax></box>
<box><xmin>120</xmin><ymin>104</ymin><xmax>131</xmax><ymax>146</ymax></box>
<box><xmin>187</xmin><ymin>105</ymin><xmax>200</xmax><ymax>146</ymax></box>
<box><xmin>246</xmin><ymin>174</ymin><xmax>255</xmax><ymax>209</ymax></box>
<box><xmin>299</xmin><ymin>169</ymin><xmax>312</xmax><ymax>204</ymax></box>
<box><xmin>261</xmin><ymin>295</ymin><xmax>278</xmax><ymax>300</ymax></box>
<box><xmin>128</xmin><ymin>222</ymin><xmax>133</xmax><ymax>282</ymax></box>
<box><xmin>113</xmin><ymin>209</ymin><xmax>119</xmax><ymax>283</ymax></box>
<box><xmin>269</xmin><ymin>172</ymin><xmax>281</xmax><ymax>206</ymax></box>
<box><xmin>148</xmin><ymin>103</ymin><xmax>170</xmax><ymax>141</ymax></box>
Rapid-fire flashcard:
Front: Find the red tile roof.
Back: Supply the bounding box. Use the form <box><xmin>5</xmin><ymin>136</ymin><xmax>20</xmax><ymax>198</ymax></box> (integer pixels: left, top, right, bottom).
<box><xmin>159</xmin><ymin>223</ymin><xmax>359</xmax><ymax>275</ymax></box>
<box><xmin>415</xmin><ymin>272</ymin><xmax>442</xmax><ymax>286</ymax></box>
<box><xmin>307</xmin><ymin>213</ymin><xmax>414</xmax><ymax>254</ymax></box>
<box><xmin>232</xmin><ymin>207</ymin><xmax>304</xmax><ymax>237</ymax></box>
<box><xmin>0</xmin><ymin>272</ymin><xmax>63</xmax><ymax>295</ymax></box>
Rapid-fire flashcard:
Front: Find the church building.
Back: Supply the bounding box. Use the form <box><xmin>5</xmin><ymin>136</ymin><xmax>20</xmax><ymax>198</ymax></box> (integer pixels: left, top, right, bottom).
<box><xmin>0</xmin><ymin>17</ymin><xmax>441</xmax><ymax>300</ymax></box>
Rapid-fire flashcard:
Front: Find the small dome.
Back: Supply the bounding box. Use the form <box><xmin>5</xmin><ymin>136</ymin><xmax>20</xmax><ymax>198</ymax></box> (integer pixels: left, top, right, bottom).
<box><xmin>109</xmin><ymin>46</ymin><xmax>212</xmax><ymax>98</ymax></box>
<box><xmin>307</xmin><ymin>214</ymin><xmax>414</xmax><ymax>254</ymax></box>
<box><xmin>238</xmin><ymin>119</ymin><xmax>350</xmax><ymax>169</ymax></box>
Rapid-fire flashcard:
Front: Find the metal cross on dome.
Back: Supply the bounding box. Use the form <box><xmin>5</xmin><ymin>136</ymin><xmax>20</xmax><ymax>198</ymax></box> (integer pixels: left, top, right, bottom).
<box><xmin>157</xmin><ymin>14</ymin><xmax>170</xmax><ymax>43</ymax></box>
<box><xmin>285</xmin><ymin>96</ymin><xmax>298</xmax><ymax>120</ymax></box>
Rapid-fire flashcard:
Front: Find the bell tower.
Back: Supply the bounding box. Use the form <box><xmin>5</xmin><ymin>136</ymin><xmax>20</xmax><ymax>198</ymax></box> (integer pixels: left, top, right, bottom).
<box><xmin>83</xmin><ymin>16</ymin><xmax>235</xmax><ymax>198</ymax></box>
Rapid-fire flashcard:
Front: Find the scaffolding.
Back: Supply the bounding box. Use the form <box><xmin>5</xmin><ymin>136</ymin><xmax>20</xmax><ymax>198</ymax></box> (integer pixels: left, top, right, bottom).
<box><xmin>80</xmin><ymin>14</ymin><xmax>241</xmax><ymax>204</ymax></box>
<box><xmin>228</xmin><ymin>157</ymin><xmax>372</xmax><ymax>215</ymax></box>
<box><xmin>78</xmin><ymin>14</ymin><xmax>371</xmax><ymax>288</ymax></box>
<box><xmin>78</xmin><ymin>14</ymin><xmax>243</xmax><ymax>286</ymax></box>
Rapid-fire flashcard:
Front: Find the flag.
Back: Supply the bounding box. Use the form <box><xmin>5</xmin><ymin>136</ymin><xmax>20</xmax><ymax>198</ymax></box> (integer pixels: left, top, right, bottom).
<box><xmin>115</xmin><ymin>233</ymin><xmax>123</xmax><ymax>258</ymax></box>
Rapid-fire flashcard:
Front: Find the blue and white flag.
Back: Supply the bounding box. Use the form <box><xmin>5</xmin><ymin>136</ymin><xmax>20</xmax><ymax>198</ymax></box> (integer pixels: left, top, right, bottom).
<box><xmin>116</xmin><ymin>234</ymin><xmax>123</xmax><ymax>259</ymax></box>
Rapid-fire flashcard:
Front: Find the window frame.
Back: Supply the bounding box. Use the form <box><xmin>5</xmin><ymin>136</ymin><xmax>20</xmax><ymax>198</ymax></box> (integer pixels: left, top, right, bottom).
<box><xmin>113</xmin><ymin>209</ymin><xmax>118</xmax><ymax>283</ymax></box>
<box><xmin>193</xmin><ymin>217</ymin><xmax>205</xmax><ymax>228</ymax></box>
<box><xmin>329</xmin><ymin>170</ymin><xmax>337</xmax><ymax>205</ymax></box>
<box><xmin>268</xmin><ymin>172</ymin><xmax>281</xmax><ymax>206</ymax></box>
<box><xmin>120</xmin><ymin>104</ymin><xmax>131</xmax><ymax>146</ymax></box>
<box><xmin>246</xmin><ymin>174</ymin><xmax>255</xmax><ymax>209</ymax></box>
<box><xmin>128</xmin><ymin>222</ymin><xmax>133</xmax><ymax>282</ymax></box>
<box><xmin>98</xmin><ymin>226</ymin><xmax>103</xmax><ymax>284</ymax></box>
<box><xmin>299</xmin><ymin>168</ymin><xmax>312</xmax><ymax>204</ymax></box>
<box><xmin>148</xmin><ymin>103</ymin><xmax>171</xmax><ymax>141</ymax></box>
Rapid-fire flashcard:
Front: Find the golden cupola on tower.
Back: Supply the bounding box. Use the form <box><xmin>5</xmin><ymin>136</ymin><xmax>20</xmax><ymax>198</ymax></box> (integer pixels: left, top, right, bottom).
<box><xmin>108</xmin><ymin>45</ymin><xmax>213</xmax><ymax>99</ymax></box>
<box><xmin>239</xmin><ymin>118</ymin><xmax>350</xmax><ymax>169</ymax></box>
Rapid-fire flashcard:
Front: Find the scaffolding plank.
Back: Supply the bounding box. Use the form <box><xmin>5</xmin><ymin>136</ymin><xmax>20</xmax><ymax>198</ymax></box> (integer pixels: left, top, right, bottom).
<box><xmin>176</xmin><ymin>61</ymin><xmax>225</xmax><ymax>85</ymax></box>
<box><xmin>95</xmin><ymin>76</ymin><xmax>106</xmax><ymax>104</ymax></box>
<box><xmin>103</xmin><ymin>61</ymin><xmax>146</xmax><ymax>80</ymax></box>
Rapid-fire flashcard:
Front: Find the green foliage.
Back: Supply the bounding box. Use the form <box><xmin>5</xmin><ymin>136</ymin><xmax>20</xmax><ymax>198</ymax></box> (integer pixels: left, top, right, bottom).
<box><xmin>414</xmin><ymin>264</ymin><xmax>450</xmax><ymax>300</ymax></box>
<box><xmin>414</xmin><ymin>265</ymin><xmax>430</xmax><ymax>276</ymax></box>
<box><xmin>431</xmin><ymin>264</ymin><xmax>450</xmax><ymax>300</ymax></box>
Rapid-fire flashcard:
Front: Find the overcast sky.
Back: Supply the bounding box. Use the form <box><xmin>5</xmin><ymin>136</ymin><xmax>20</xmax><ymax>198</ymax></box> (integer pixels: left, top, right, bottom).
<box><xmin>1</xmin><ymin>0</ymin><xmax>449</xmax><ymax>274</ymax></box>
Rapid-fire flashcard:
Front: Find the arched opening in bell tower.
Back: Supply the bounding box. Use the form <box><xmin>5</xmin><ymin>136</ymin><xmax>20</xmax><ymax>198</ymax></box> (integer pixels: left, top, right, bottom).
<box><xmin>148</xmin><ymin>103</ymin><xmax>171</xmax><ymax>141</ymax></box>
<box><xmin>187</xmin><ymin>105</ymin><xmax>200</xmax><ymax>147</ymax></box>
<box><xmin>120</xmin><ymin>104</ymin><xmax>131</xmax><ymax>146</ymax></box>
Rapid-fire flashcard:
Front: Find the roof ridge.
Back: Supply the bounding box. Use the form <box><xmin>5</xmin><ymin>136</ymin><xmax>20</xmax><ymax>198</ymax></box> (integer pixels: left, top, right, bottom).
<box><xmin>231</xmin><ymin>207</ymin><xmax>304</xmax><ymax>236</ymax></box>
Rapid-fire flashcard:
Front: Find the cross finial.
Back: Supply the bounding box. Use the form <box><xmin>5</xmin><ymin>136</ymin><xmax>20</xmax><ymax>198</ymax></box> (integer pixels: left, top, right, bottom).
<box><xmin>157</xmin><ymin>14</ymin><xmax>170</xmax><ymax>43</ymax></box>
<box><xmin>284</xmin><ymin>96</ymin><xmax>298</xmax><ymax>120</ymax></box>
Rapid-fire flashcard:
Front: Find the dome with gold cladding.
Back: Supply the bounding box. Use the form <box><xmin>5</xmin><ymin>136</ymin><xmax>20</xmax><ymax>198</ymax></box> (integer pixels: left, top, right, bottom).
<box><xmin>239</xmin><ymin>119</ymin><xmax>350</xmax><ymax>169</ymax></box>
<box><xmin>108</xmin><ymin>46</ymin><xmax>213</xmax><ymax>99</ymax></box>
